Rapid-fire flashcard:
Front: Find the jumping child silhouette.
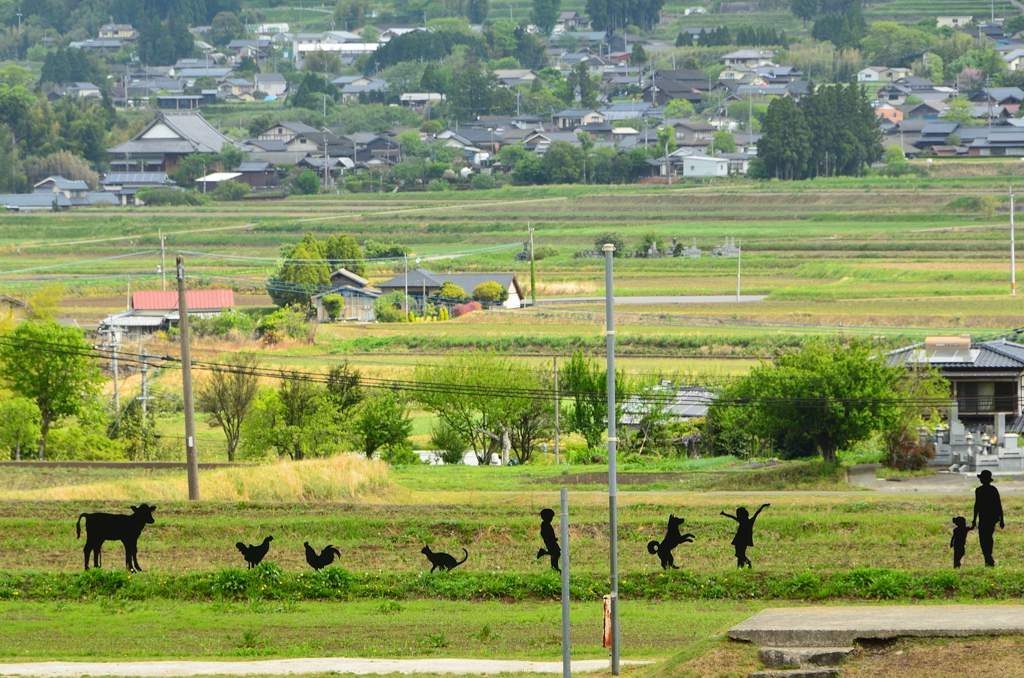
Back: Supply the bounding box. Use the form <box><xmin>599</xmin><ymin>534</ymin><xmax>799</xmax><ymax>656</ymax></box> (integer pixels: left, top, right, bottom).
<box><xmin>950</xmin><ymin>516</ymin><xmax>973</xmax><ymax>569</ymax></box>
<box><xmin>536</xmin><ymin>508</ymin><xmax>562</xmax><ymax>572</ymax></box>
<box><xmin>721</xmin><ymin>503</ymin><xmax>770</xmax><ymax>568</ymax></box>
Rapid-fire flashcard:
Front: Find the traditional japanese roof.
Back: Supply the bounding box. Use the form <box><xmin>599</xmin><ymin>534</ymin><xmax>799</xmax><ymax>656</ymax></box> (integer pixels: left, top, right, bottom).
<box><xmin>107</xmin><ymin>112</ymin><xmax>237</xmax><ymax>157</ymax></box>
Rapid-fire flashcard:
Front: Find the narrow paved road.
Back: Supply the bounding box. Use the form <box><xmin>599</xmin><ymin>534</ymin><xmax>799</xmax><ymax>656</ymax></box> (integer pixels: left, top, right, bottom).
<box><xmin>0</xmin><ymin>658</ymin><xmax>637</xmax><ymax>677</ymax></box>
<box><xmin>535</xmin><ymin>295</ymin><xmax>766</xmax><ymax>305</ymax></box>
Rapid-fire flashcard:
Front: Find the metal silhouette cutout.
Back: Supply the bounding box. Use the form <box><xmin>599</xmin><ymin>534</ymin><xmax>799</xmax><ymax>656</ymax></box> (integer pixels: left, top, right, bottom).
<box><xmin>973</xmin><ymin>470</ymin><xmax>1004</xmax><ymax>567</ymax></box>
<box><xmin>721</xmin><ymin>503</ymin><xmax>770</xmax><ymax>568</ymax></box>
<box><xmin>421</xmin><ymin>545</ymin><xmax>468</xmax><ymax>572</ymax></box>
<box><xmin>536</xmin><ymin>508</ymin><xmax>562</xmax><ymax>572</ymax></box>
<box><xmin>950</xmin><ymin>516</ymin><xmax>973</xmax><ymax>569</ymax></box>
<box><xmin>76</xmin><ymin>503</ymin><xmax>157</xmax><ymax>572</ymax></box>
<box><xmin>647</xmin><ymin>514</ymin><xmax>695</xmax><ymax>569</ymax></box>
<box><xmin>236</xmin><ymin>535</ymin><xmax>274</xmax><ymax>569</ymax></box>
<box><xmin>304</xmin><ymin>542</ymin><xmax>341</xmax><ymax>570</ymax></box>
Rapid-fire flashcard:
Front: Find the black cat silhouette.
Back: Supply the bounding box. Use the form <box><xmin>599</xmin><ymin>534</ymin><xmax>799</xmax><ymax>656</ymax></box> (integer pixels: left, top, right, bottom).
<box><xmin>421</xmin><ymin>545</ymin><xmax>468</xmax><ymax>572</ymax></box>
<box><xmin>647</xmin><ymin>514</ymin><xmax>695</xmax><ymax>570</ymax></box>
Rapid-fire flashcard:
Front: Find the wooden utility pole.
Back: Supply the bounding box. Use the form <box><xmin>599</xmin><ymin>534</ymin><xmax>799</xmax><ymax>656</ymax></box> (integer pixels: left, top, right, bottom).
<box><xmin>176</xmin><ymin>256</ymin><xmax>200</xmax><ymax>500</ymax></box>
<box><xmin>553</xmin><ymin>354</ymin><xmax>560</xmax><ymax>464</ymax></box>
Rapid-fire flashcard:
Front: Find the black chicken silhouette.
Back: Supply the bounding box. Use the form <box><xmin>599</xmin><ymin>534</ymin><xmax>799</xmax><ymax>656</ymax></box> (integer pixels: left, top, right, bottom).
<box><xmin>304</xmin><ymin>542</ymin><xmax>341</xmax><ymax>570</ymax></box>
<box><xmin>236</xmin><ymin>535</ymin><xmax>273</xmax><ymax>569</ymax></box>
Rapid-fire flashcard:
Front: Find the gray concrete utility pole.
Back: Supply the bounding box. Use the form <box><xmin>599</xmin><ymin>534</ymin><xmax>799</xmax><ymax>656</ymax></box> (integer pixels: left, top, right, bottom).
<box><xmin>176</xmin><ymin>256</ymin><xmax>200</xmax><ymax>500</ymax></box>
<box><xmin>602</xmin><ymin>243</ymin><xmax>620</xmax><ymax>674</ymax></box>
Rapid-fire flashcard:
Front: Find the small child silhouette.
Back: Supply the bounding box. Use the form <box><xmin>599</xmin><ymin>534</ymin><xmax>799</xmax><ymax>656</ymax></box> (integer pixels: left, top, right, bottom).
<box><xmin>950</xmin><ymin>516</ymin><xmax>973</xmax><ymax>569</ymax></box>
<box><xmin>721</xmin><ymin>503</ymin><xmax>770</xmax><ymax>568</ymax></box>
<box><xmin>536</xmin><ymin>508</ymin><xmax>562</xmax><ymax>572</ymax></box>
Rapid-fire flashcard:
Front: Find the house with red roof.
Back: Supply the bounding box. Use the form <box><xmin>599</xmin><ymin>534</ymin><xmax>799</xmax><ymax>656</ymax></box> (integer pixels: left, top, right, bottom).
<box><xmin>99</xmin><ymin>289</ymin><xmax>235</xmax><ymax>337</ymax></box>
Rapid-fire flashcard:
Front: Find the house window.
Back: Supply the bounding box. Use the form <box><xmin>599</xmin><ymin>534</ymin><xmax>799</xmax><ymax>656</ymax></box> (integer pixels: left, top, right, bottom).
<box><xmin>958</xmin><ymin>381</ymin><xmax>1017</xmax><ymax>412</ymax></box>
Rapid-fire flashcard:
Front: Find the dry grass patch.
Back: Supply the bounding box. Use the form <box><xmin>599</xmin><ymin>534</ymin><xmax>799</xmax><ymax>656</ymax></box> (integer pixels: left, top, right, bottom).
<box><xmin>0</xmin><ymin>456</ymin><xmax>391</xmax><ymax>503</ymax></box>
<box><xmin>843</xmin><ymin>636</ymin><xmax>1024</xmax><ymax>678</ymax></box>
<box><xmin>535</xmin><ymin>280</ymin><xmax>600</xmax><ymax>296</ymax></box>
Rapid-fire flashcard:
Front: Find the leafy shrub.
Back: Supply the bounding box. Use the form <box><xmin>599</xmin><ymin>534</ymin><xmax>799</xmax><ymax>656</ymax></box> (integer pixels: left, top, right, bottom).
<box><xmin>426</xmin><ymin>179</ymin><xmax>449</xmax><ymax>191</ymax></box>
<box><xmin>373</xmin><ymin>294</ymin><xmax>408</xmax><ymax>323</ymax></box>
<box><xmin>472</xmin><ymin>281</ymin><xmax>507</xmax><ymax>304</ymax></box>
<box><xmin>470</xmin><ymin>173</ymin><xmax>494</xmax><ymax>190</ymax></box>
<box><xmin>213</xmin><ymin>181</ymin><xmax>250</xmax><ymax>201</ymax></box>
<box><xmin>257</xmin><ymin>306</ymin><xmax>308</xmax><ymax>343</ymax></box>
<box><xmin>192</xmin><ymin>309</ymin><xmax>256</xmax><ymax>338</ymax></box>
<box><xmin>136</xmin><ymin>188</ymin><xmax>203</xmax><ymax>206</ymax></box>
<box><xmin>345</xmin><ymin>180</ymin><xmax>363</xmax><ymax>193</ymax></box>
<box><xmin>945</xmin><ymin>196</ymin><xmax>980</xmax><ymax>211</ymax></box>
<box><xmin>295</xmin><ymin>170</ymin><xmax>320</xmax><ymax>195</ymax></box>
<box><xmin>430</xmin><ymin>420</ymin><xmax>467</xmax><ymax>465</ymax></box>
<box><xmin>437</xmin><ymin>282</ymin><xmax>468</xmax><ymax>300</ymax></box>
<box><xmin>322</xmin><ymin>295</ymin><xmax>342</xmax><ymax>320</ymax></box>
<box><xmin>47</xmin><ymin>427</ymin><xmax>126</xmax><ymax>461</ymax></box>
<box><xmin>532</xmin><ymin>245</ymin><xmax>559</xmax><ymax>260</ymax></box>
<box><xmin>72</xmin><ymin>568</ymin><xmax>130</xmax><ymax>596</ymax></box>
<box><xmin>452</xmin><ymin>301</ymin><xmax>482</xmax><ymax>317</ymax></box>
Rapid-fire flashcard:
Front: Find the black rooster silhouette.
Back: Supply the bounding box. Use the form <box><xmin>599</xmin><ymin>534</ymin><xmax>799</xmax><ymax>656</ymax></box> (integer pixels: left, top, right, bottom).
<box><xmin>236</xmin><ymin>535</ymin><xmax>273</xmax><ymax>569</ymax></box>
<box><xmin>304</xmin><ymin>542</ymin><xmax>342</xmax><ymax>570</ymax></box>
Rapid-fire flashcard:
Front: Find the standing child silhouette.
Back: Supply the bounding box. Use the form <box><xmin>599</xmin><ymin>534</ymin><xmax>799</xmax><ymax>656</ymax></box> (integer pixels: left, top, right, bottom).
<box><xmin>536</xmin><ymin>508</ymin><xmax>562</xmax><ymax>572</ymax></box>
<box><xmin>950</xmin><ymin>516</ymin><xmax>973</xmax><ymax>569</ymax></box>
<box><xmin>721</xmin><ymin>503</ymin><xmax>770</xmax><ymax>568</ymax></box>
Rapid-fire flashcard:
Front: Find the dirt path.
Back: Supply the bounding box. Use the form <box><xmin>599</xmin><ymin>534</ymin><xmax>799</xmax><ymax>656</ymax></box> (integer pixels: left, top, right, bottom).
<box><xmin>0</xmin><ymin>658</ymin><xmax>630</xmax><ymax>677</ymax></box>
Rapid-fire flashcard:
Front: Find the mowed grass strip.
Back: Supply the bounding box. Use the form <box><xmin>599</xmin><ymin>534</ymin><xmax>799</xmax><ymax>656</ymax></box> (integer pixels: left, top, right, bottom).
<box><xmin>0</xmin><ymin>598</ymin><xmax>749</xmax><ymax>660</ymax></box>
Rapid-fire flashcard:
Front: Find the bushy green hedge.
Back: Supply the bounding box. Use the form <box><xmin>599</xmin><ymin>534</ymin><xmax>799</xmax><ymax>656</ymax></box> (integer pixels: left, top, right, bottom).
<box><xmin>1</xmin><ymin>564</ymin><xmax>1020</xmax><ymax>603</ymax></box>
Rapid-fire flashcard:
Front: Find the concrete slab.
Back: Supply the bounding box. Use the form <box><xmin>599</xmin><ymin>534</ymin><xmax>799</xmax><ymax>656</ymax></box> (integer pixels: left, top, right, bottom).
<box><xmin>728</xmin><ymin>605</ymin><xmax>1024</xmax><ymax>647</ymax></box>
<box><xmin>0</xmin><ymin>659</ymin><xmax>638</xmax><ymax>677</ymax></box>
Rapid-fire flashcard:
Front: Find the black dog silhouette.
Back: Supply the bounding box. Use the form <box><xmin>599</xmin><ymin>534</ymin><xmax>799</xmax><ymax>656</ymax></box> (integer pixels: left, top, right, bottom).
<box><xmin>421</xmin><ymin>545</ymin><xmax>468</xmax><ymax>572</ymax></box>
<box><xmin>236</xmin><ymin>536</ymin><xmax>273</xmax><ymax>569</ymax></box>
<box><xmin>76</xmin><ymin>503</ymin><xmax>157</xmax><ymax>572</ymax></box>
<box><xmin>304</xmin><ymin>542</ymin><xmax>341</xmax><ymax>570</ymax></box>
<box><xmin>536</xmin><ymin>508</ymin><xmax>562</xmax><ymax>572</ymax></box>
<box><xmin>647</xmin><ymin>514</ymin><xmax>695</xmax><ymax>570</ymax></box>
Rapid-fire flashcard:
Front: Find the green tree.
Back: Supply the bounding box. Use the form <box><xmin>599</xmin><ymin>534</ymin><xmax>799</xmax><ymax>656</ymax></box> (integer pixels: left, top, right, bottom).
<box><xmin>713</xmin><ymin>130</ymin><xmax>736</xmax><ymax>155</ymax></box>
<box><xmin>532</xmin><ymin>0</ymin><xmax>560</xmax><ymax>35</ymax></box>
<box><xmin>560</xmin><ymin>350</ymin><xmax>626</xmax><ymax>450</ymax></box>
<box><xmin>758</xmin><ymin>96</ymin><xmax>811</xmax><ymax>180</ymax></box>
<box><xmin>593</xmin><ymin>231</ymin><xmax>625</xmax><ymax>256</ymax></box>
<box><xmin>943</xmin><ymin>96</ymin><xmax>979</xmax><ymax>125</ymax></box>
<box><xmin>296</xmin><ymin>169</ymin><xmax>321</xmax><ymax>195</ymax></box>
<box><xmin>218</xmin><ymin>143</ymin><xmax>245</xmax><ymax>172</ymax></box>
<box><xmin>709</xmin><ymin>341</ymin><xmax>906</xmax><ymax>462</ymax></box>
<box><xmin>468</xmin><ymin>0</ymin><xmax>490</xmax><ymax>24</ymax></box>
<box><xmin>268</xmin><ymin>235</ymin><xmax>331</xmax><ymax>307</ymax></box>
<box><xmin>0</xmin><ymin>321</ymin><xmax>103</xmax><ymax>458</ymax></box>
<box><xmin>628</xmin><ymin>42</ymin><xmax>648</xmax><ymax>66</ymax></box>
<box><xmin>565</xmin><ymin>62</ymin><xmax>598</xmax><ymax>108</ymax></box>
<box><xmin>473</xmin><ymin>281</ymin><xmax>509</xmax><ymax>304</ymax></box>
<box><xmin>663</xmin><ymin>98</ymin><xmax>695</xmax><ymax>118</ymax></box>
<box><xmin>414</xmin><ymin>352</ymin><xmax>539</xmax><ymax>464</ymax></box>
<box><xmin>542</xmin><ymin>140</ymin><xmax>584</xmax><ymax>184</ymax></box>
<box><xmin>196</xmin><ymin>352</ymin><xmax>261</xmax><ymax>462</ymax></box>
<box><xmin>210</xmin><ymin>11</ymin><xmax>244</xmax><ymax>47</ymax></box>
<box><xmin>107</xmin><ymin>398</ymin><xmax>158</xmax><ymax>461</ymax></box>
<box><xmin>0</xmin><ymin>397</ymin><xmax>41</xmax><ymax>460</ymax></box>
<box><xmin>356</xmin><ymin>390</ymin><xmax>413</xmax><ymax>459</ymax></box>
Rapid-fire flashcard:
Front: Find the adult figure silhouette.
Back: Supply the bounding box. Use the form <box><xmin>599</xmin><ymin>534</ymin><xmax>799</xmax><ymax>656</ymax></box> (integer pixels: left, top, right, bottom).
<box><xmin>972</xmin><ymin>470</ymin><xmax>1004</xmax><ymax>567</ymax></box>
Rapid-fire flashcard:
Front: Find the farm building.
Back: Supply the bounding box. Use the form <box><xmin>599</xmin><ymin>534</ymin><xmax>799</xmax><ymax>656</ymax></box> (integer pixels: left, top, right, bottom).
<box><xmin>377</xmin><ymin>269</ymin><xmax>524</xmax><ymax>309</ymax></box>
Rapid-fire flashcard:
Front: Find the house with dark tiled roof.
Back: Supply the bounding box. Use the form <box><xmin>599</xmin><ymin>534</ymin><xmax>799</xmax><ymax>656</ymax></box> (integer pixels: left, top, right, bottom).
<box><xmin>377</xmin><ymin>268</ymin><xmax>524</xmax><ymax>308</ymax></box>
<box><xmin>106</xmin><ymin>111</ymin><xmax>239</xmax><ymax>172</ymax></box>
<box><xmin>888</xmin><ymin>337</ymin><xmax>1024</xmax><ymax>430</ymax></box>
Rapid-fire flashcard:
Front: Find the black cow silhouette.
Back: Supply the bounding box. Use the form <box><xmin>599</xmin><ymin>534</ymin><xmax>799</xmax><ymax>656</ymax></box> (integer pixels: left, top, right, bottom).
<box><xmin>304</xmin><ymin>542</ymin><xmax>341</xmax><ymax>570</ymax></box>
<box><xmin>421</xmin><ymin>545</ymin><xmax>468</xmax><ymax>572</ymax></box>
<box><xmin>647</xmin><ymin>514</ymin><xmax>695</xmax><ymax>570</ymax></box>
<box><xmin>236</xmin><ymin>536</ymin><xmax>274</xmax><ymax>569</ymax></box>
<box><xmin>76</xmin><ymin>503</ymin><xmax>157</xmax><ymax>572</ymax></box>
<box><xmin>536</xmin><ymin>508</ymin><xmax>562</xmax><ymax>572</ymax></box>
